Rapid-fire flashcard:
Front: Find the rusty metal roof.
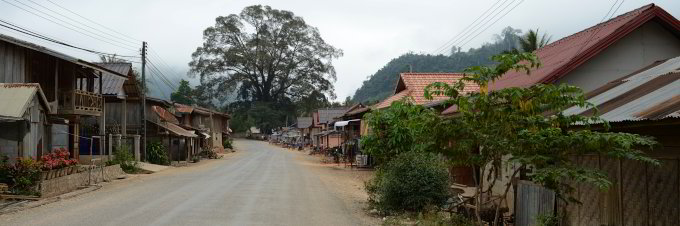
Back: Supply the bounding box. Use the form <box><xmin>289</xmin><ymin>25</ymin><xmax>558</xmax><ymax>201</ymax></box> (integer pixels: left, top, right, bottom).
<box><xmin>0</xmin><ymin>83</ymin><xmax>50</xmax><ymax>121</ymax></box>
<box><xmin>490</xmin><ymin>4</ymin><xmax>680</xmax><ymax>90</ymax></box>
<box><xmin>563</xmin><ymin>56</ymin><xmax>680</xmax><ymax>122</ymax></box>
<box><xmin>152</xmin><ymin>105</ymin><xmax>179</xmax><ymax>124</ymax></box>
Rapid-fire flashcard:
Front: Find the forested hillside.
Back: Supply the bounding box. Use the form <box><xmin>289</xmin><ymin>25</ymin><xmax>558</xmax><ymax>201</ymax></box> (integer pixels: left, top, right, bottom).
<box><xmin>352</xmin><ymin>27</ymin><xmax>522</xmax><ymax>103</ymax></box>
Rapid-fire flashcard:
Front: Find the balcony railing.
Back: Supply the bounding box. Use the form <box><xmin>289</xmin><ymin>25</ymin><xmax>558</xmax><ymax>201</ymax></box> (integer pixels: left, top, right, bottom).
<box><xmin>58</xmin><ymin>90</ymin><xmax>103</xmax><ymax>116</ymax></box>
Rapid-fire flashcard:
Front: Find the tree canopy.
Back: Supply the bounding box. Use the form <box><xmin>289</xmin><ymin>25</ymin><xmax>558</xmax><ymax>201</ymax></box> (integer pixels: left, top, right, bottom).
<box><xmin>189</xmin><ymin>5</ymin><xmax>342</xmax><ymax>103</ymax></box>
<box><xmin>189</xmin><ymin>5</ymin><xmax>342</xmax><ymax>131</ymax></box>
<box><xmin>170</xmin><ymin>80</ymin><xmax>195</xmax><ymax>105</ymax></box>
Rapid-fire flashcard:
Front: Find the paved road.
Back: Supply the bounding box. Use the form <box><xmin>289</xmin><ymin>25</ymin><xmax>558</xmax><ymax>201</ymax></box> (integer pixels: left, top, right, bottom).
<box><xmin>0</xmin><ymin>140</ymin><xmax>360</xmax><ymax>226</ymax></box>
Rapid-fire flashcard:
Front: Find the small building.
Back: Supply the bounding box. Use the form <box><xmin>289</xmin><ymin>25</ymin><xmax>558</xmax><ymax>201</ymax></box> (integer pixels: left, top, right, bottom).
<box><xmin>145</xmin><ymin>98</ymin><xmax>197</xmax><ymax>162</ymax></box>
<box><xmin>0</xmin><ymin>84</ymin><xmax>51</xmax><ymax>161</ymax></box>
<box><xmin>314</xmin><ymin>108</ymin><xmax>348</xmax><ymax>149</ymax></box>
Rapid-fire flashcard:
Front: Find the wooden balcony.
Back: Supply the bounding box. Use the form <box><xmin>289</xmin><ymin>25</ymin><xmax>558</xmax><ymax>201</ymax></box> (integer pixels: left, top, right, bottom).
<box><xmin>58</xmin><ymin>90</ymin><xmax>103</xmax><ymax>116</ymax></box>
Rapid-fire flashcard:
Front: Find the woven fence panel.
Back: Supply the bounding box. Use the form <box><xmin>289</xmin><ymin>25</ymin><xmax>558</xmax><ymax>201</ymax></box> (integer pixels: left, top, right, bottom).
<box><xmin>578</xmin><ymin>155</ymin><xmax>601</xmax><ymax>225</ymax></box>
<box><xmin>647</xmin><ymin>159</ymin><xmax>678</xmax><ymax>225</ymax></box>
<box><xmin>599</xmin><ymin>157</ymin><xmax>621</xmax><ymax>226</ymax></box>
<box><xmin>621</xmin><ymin>159</ymin><xmax>648</xmax><ymax>226</ymax></box>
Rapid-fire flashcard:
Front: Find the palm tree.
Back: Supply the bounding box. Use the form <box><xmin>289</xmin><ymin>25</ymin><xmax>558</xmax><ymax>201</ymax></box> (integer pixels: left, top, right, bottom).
<box><xmin>517</xmin><ymin>29</ymin><xmax>552</xmax><ymax>53</ymax></box>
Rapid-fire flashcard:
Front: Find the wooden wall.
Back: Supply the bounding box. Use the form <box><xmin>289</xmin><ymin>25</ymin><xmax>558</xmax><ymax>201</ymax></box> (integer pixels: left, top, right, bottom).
<box><xmin>0</xmin><ymin>41</ymin><xmax>26</xmax><ymax>83</ymax></box>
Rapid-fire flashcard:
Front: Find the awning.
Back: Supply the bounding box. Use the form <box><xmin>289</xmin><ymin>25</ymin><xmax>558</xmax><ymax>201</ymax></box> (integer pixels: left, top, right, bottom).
<box><xmin>149</xmin><ymin>120</ymin><xmax>197</xmax><ymax>138</ymax></box>
<box><xmin>197</xmin><ymin>131</ymin><xmax>211</xmax><ymax>138</ymax></box>
<box><xmin>334</xmin><ymin>119</ymin><xmax>360</xmax><ymax>127</ymax></box>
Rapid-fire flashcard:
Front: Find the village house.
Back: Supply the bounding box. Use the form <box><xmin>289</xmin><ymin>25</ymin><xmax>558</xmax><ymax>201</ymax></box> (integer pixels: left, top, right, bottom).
<box><xmin>435</xmin><ymin>4</ymin><xmax>680</xmax><ymax>225</ymax></box>
<box><xmin>210</xmin><ymin>110</ymin><xmax>231</xmax><ymax>152</ymax></box>
<box><xmin>0</xmin><ymin>33</ymin><xmax>128</xmax><ymax>162</ymax></box>
<box><xmin>313</xmin><ymin>108</ymin><xmax>347</xmax><ymax>149</ymax></box>
<box><xmin>145</xmin><ymin>98</ymin><xmax>196</xmax><ymax>162</ymax></box>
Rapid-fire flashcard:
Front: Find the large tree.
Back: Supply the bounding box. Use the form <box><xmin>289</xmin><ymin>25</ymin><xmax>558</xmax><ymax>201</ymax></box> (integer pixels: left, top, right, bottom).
<box><xmin>189</xmin><ymin>5</ymin><xmax>342</xmax><ymax>103</ymax></box>
<box><xmin>170</xmin><ymin>80</ymin><xmax>195</xmax><ymax>105</ymax></box>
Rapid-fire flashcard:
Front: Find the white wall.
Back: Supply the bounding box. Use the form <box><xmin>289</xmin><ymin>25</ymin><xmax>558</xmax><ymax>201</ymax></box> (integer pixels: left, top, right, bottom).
<box><xmin>556</xmin><ymin>21</ymin><xmax>680</xmax><ymax>92</ymax></box>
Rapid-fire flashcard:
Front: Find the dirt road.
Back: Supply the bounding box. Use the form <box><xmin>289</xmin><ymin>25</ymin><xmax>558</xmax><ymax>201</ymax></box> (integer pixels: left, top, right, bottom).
<box><xmin>0</xmin><ymin>140</ymin><xmax>371</xmax><ymax>226</ymax></box>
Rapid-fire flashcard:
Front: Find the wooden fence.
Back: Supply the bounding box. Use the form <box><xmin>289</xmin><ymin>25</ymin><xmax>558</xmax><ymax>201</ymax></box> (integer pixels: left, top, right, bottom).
<box><xmin>515</xmin><ymin>180</ymin><xmax>555</xmax><ymax>226</ymax></box>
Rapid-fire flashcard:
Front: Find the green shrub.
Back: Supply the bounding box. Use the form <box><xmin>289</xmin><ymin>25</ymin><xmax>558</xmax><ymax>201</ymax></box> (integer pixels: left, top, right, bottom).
<box><xmin>111</xmin><ymin>146</ymin><xmax>139</xmax><ymax>174</ymax></box>
<box><xmin>223</xmin><ymin>139</ymin><xmax>233</xmax><ymax>149</ymax></box>
<box><xmin>366</xmin><ymin>151</ymin><xmax>450</xmax><ymax>214</ymax></box>
<box><xmin>8</xmin><ymin>157</ymin><xmax>41</xmax><ymax>195</ymax></box>
<box><xmin>0</xmin><ymin>154</ymin><xmax>10</xmax><ymax>184</ymax></box>
<box><xmin>146</xmin><ymin>141</ymin><xmax>169</xmax><ymax>165</ymax></box>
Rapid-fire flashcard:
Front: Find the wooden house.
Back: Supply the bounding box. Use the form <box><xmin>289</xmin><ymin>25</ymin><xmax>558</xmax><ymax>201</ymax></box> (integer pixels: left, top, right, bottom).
<box><xmin>94</xmin><ymin>63</ymin><xmax>142</xmax><ymax>135</ymax></box>
<box><xmin>145</xmin><ymin>98</ymin><xmax>196</xmax><ymax>162</ymax></box>
<box><xmin>314</xmin><ymin>108</ymin><xmax>347</xmax><ymax>149</ymax></box>
<box><xmin>210</xmin><ymin>111</ymin><xmax>231</xmax><ymax>151</ymax></box>
<box><xmin>0</xmin><ymin>33</ymin><xmax>127</xmax><ymax>160</ymax></box>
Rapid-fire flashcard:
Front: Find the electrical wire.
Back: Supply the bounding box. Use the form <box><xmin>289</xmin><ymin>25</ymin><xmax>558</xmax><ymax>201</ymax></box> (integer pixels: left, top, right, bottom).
<box><xmin>1</xmin><ymin>0</ymin><xmax>138</xmax><ymax>51</ymax></box>
<box><xmin>25</xmin><ymin>0</ymin><xmax>139</xmax><ymax>47</ymax></box>
<box><xmin>456</xmin><ymin>0</ymin><xmax>525</xmax><ymax>50</ymax></box>
<box><xmin>0</xmin><ymin>18</ymin><xmax>139</xmax><ymax>58</ymax></box>
<box><xmin>431</xmin><ymin>0</ymin><xmax>503</xmax><ymax>54</ymax></box>
<box><xmin>45</xmin><ymin>0</ymin><xmax>142</xmax><ymax>43</ymax></box>
<box><xmin>435</xmin><ymin>0</ymin><xmax>514</xmax><ymax>55</ymax></box>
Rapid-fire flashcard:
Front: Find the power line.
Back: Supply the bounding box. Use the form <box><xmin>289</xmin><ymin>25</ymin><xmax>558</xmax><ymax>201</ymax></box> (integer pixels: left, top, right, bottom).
<box><xmin>25</xmin><ymin>0</ymin><xmax>139</xmax><ymax>47</ymax></box>
<box><xmin>570</xmin><ymin>0</ymin><xmax>624</xmax><ymax>60</ymax></box>
<box><xmin>456</xmin><ymin>0</ymin><xmax>525</xmax><ymax>50</ymax></box>
<box><xmin>45</xmin><ymin>0</ymin><xmax>142</xmax><ymax>43</ymax></box>
<box><xmin>432</xmin><ymin>0</ymin><xmax>504</xmax><ymax>54</ymax></box>
<box><xmin>146</xmin><ymin>59</ymin><xmax>178</xmax><ymax>91</ymax></box>
<box><xmin>0</xmin><ymin>18</ymin><xmax>139</xmax><ymax>58</ymax></box>
<box><xmin>1</xmin><ymin>0</ymin><xmax>138</xmax><ymax>51</ymax></box>
<box><xmin>148</xmin><ymin>47</ymin><xmax>184</xmax><ymax>83</ymax></box>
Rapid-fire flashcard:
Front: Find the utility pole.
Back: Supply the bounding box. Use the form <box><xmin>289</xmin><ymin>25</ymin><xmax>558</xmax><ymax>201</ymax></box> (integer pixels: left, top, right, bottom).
<box><xmin>141</xmin><ymin>41</ymin><xmax>147</xmax><ymax>161</ymax></box>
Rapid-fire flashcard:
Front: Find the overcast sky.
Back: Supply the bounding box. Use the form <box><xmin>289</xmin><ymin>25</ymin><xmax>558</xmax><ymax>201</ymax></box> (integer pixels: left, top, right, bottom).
<box><xmin>0</xmin><ymin>0</ymin><xmax>678</xmax><ymax>101</ymax></box>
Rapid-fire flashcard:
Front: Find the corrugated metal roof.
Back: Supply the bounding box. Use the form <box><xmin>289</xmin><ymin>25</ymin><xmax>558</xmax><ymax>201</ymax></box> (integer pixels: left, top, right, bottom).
<box><xmin>490</xmin><ymin>4</ymin><xmax>680</xmax><ymax>90</ymax></box>
<box><xmin>93</xmin><ymin>63</ymin><xmax>132</xmax><ymax>96</ymax></box>
<box><xmin>318</xmin><ymin>108</ymin><xmax>348</xmax><ymax>124</ymax></box>
<box><xmin>148</xmin><ymin>120</ymin><xmax>197</xmax><ymax>137</ymax></box>
<box><xmin>297</xmin><ymin>117</ymin><xmax>312</xmax><ymax>128</ymax></box>
<box><xmin>0</xmin><ymin>83</ymin><xmax>50</xmax><ymax>120</ymax></box>
<box><xmin>563</xmin><ymin>56</ymin><xmax>680</xmax><ymax>122</ymax></box>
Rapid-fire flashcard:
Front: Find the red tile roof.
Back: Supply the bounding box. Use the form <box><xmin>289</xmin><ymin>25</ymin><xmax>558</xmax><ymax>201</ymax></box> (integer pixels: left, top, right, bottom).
<box><xmin>490</xmin><ymin>4</ymin><xmax>680</xmax><ymax>90</ymax></box>
<box><xmin>376</xmin><ymin>73</ymin><xmax>479</xmax><ymax>109</ymax></box>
